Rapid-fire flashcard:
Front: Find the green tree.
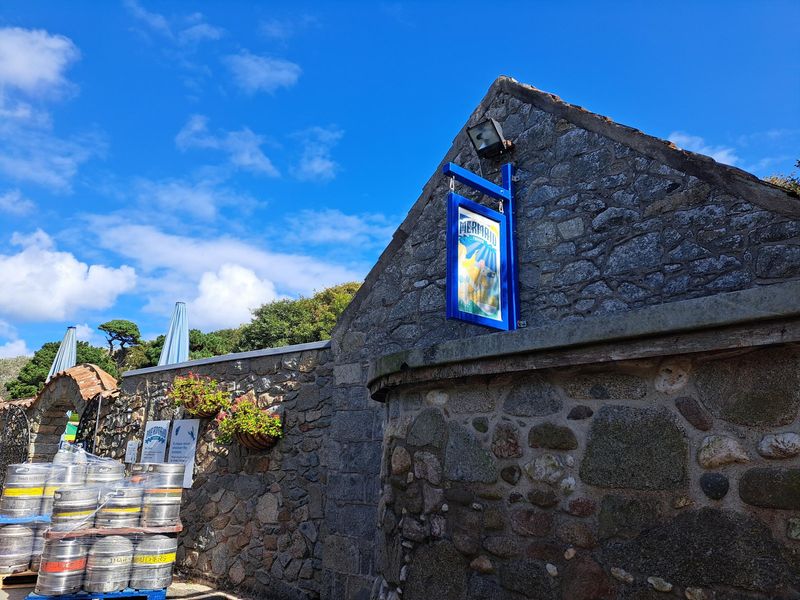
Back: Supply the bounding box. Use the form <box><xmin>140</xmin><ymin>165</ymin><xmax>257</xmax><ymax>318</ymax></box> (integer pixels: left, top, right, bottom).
<box><xmin>5</xmin><ymin>341</ymin><xmax>119</xmax><ymax>399</ymax></box>
<box><xmin>765</xmin><ymin>159</ymin><xmax>800</xmax><ymax>195</ymax></box>
<box><xmin>237</xmin><ymin>282</ymin><xmax>361</xmax><ymax>351</ymax></box>
<box><xmin>122</xmin><ymin>328</ymin><xmax>243</xmax><ymax>371</ymax></box>
<box><xmin>98</xmin><ymin>320</ymin><xmax>141</xmax><ymax>354</ymax></box>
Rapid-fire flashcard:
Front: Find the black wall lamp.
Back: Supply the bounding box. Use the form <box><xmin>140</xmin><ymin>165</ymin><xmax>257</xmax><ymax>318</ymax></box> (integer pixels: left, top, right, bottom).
<box><xmin>467</xmin><ymin>118</ymin><xmax>513</xmax><ymax>158</ymax></box>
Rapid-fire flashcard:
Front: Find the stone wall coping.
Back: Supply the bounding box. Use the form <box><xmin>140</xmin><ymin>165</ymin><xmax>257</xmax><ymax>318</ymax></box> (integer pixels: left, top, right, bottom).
<box><xmin>121</xmin><ymin>340</ymin><xmax>331</xmax><ymax>378</ymax></box>
<box><xmin>368</xmin><ymin>280</ymin><xmax>800</xmax><ymax>398</ymax></box>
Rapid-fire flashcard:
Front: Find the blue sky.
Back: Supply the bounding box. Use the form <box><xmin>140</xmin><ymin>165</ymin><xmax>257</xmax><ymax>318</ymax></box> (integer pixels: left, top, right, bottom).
<box><xmin>0</xmin><ymin>1</ymin><xmax>797</xmax><ymax>356</ymax></box>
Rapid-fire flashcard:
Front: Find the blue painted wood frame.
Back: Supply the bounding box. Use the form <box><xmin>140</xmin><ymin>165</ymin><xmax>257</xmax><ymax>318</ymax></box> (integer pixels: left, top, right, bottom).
<box><xmin>443</xmin><ymin>162</ymin><xmax>519</xmax><ymax>330</ymax></box>
<box><xmin>446</xmin><ymin>192</ymin><xmax>510</xmax><ymax>331</ymax></box>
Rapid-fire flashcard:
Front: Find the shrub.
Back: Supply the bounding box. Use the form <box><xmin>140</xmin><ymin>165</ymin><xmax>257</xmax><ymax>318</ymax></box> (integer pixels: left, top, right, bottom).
<box><xmin>215</xmin><ymin>394</ymin><xmax>282</xmax><ymax>444</ymax></box>
<box><xmin>167</xmin><ymin>373</ymin><xmax>230</xmax><ymax>416</ymax></box>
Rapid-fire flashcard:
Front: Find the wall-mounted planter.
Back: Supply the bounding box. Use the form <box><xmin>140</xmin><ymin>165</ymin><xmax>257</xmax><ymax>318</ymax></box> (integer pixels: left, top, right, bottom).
<box><xmin>235</xmin><ymin>431</ymin><xmax>277</xmax><ymax>451</ymax></box>
<box><xmin>184</xmin><ymin>404</ymin><xmax>218</xmax><ymax>419</ymax></box>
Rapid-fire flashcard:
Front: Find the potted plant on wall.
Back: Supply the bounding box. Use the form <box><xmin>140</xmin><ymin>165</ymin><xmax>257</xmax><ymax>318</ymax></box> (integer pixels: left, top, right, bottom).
<box><xmin>167</xmin><ymin>373</ymin><xmax>231</xmax><ymax>418</ymax></box>
<box><xmin>216</xmin><ymin>392</ymin><xmax>283</xmax><ymax>451</ymax></box>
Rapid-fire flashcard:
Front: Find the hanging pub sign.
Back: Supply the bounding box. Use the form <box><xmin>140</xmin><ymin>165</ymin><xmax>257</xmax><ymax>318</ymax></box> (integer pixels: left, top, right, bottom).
<box><xmin>443</xmin><ymin>162</ymin><xmax>519</xmax><ymax>332</ymax></box>
<box><xmin>447</xmin><ymin>193</ymin><xmax>509</xmax><ymax>329</ymax></box>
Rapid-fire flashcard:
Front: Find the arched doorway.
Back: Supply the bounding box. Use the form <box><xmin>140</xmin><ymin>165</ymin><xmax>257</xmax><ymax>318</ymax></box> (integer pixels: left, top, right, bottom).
<box><xmin>26</xmin><ymin>364</ymin><xmax>117</xmax><ymax>462</ymax></box>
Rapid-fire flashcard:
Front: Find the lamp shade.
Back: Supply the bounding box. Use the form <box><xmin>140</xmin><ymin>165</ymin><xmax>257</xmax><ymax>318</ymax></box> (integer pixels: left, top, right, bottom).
<box><xmin>467</xmin><ymin>119</ymin><xmax>509</xmax><ymax>158</ymax></box>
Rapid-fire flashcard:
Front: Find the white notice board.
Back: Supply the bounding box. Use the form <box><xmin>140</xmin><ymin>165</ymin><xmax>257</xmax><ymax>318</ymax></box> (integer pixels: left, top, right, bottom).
<box><xmin>141</xmin><ymin>420</ymin><xmax>170</xmax><ymax>463</ymax></box>
<box><xmin>167</xmin><ymin>419</ymin><xmax>200</xmax><ymax>488</ymax></box>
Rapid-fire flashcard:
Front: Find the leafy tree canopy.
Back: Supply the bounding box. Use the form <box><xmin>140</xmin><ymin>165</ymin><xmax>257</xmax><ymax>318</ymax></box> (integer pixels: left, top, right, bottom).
<box><xmin>5</xmin><ymin>341</ymin><xmax>118</xmax><ymax>399</ymax></box>
<box><xmin>237</xmin><ymin>282</ymin><xmax>360</xmax><ymax>351</ymax></box>
<box><xmin>99</xmin><ymin>319</ymin><xmax>142</xmax><ymax>353</ymax></box>
<box><xmin>122</xmin><ymin>328</ymin><xmax>242</xmax><ymax>371</ymax></box>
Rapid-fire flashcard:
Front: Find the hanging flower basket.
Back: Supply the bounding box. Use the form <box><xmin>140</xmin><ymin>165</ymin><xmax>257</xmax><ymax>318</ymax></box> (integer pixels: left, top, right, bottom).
<box><xmin>234</xmin><ymin>431</ymin><xmax>277</xmax><ymax>451</ymax></box>
<box><xmin>216</xmin><ymin>391</ymin><xmax>283</xmax><ymax>451</ymax></box>
<box><xmin>167</xmin><ymin>373</ymin><xmax>231</xmax><ymax>418</ymax></box>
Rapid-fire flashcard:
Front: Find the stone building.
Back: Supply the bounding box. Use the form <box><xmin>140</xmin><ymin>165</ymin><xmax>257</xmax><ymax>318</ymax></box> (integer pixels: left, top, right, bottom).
<box><xmin>58</xmin><ymin>77</ymin><xmax>800</xmax><ymax>599</ymax></box>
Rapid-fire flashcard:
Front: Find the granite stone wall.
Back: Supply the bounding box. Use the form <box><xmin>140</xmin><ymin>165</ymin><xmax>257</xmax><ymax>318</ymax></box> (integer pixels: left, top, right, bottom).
<box><xmin>375</xmin><ymin>343</ymin><xmax>800</xmax><ymax>600</ymax></box>
<box><xmin>321</xmin><ymin>79</ymin><xmax>800</xmax><ymax>598</ymax></box>
<box><xmin>114</xmin><ymin>344</ymin><xmax>332</xmax><ymax>600</ymax></box>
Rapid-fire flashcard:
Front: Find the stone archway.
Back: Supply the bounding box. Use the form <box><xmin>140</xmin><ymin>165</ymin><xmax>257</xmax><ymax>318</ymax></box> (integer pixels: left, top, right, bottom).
<box><xmin>26</xmin><ymin>364</ymin><xmax>117</xmax><ymax>461</ymax></box>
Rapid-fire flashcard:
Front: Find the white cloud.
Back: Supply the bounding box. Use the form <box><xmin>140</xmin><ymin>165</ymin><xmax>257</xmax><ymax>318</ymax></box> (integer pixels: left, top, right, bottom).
<box><xmin>0</xmin><ymin>122</ymin><xmax>103</xmax><ymax>191</ymax></box>
<box><xmin>260</xmin><ymin>15</ymin><xmax>318</xmax><ymax>41</ymax></box>
<box><xmin>287</xmin><ymin>208</ymin><xmax>397</xmax><ymax>247</ymax></box>
<box><xmin>74</xmin><ymin>322</ymin><xmax>103</xmax><ymax>346</ymax></box>
<box><xmin>668</xmin><ymin>131</ymin><xmax>739</xmax><ymax>166</ymax></box>
<box><xmin>0</xmin><ymin>27</ymin><xmax>101</xmax><ymax>191</ymax></box>
<box><xmin>0</xmin><ymin>189</ymin><xmax>36</xmax><ymax>216</ymax></box>
<box><xmin>0</xmin><ymin>27</ymin><xmax>80</xmax><ymax>96</ymax></box>
<box><xmin>134</xmin><ymin>177</ymin><xmax>258</xmax><ymax>221</ymax></box>
<box><xmin>0</xmin><ymin>339</ymin><xmax>30</xmax><ymax>358</ymax></box>
<box><xmin>175</xmin><ymin>115</ymin><xmax>279</xmax><ymax>176</ymax></box>
<box><xmin>293</xmin><ymin>126</ymin><xmax>343</xmax><ymax>182</ymax></box>
<box><xmin>92</xmin><ymin>221</ymin><xmax>358</xmax><ymax>295</ymax></box>
<box><xmin>0</xmin><ymin>229</ymin><xmax>136</xmax><ymax>321</ymax></box>
<box><xmin>0</xmin><ymin>319</ymin><xmax>30</xmax><ymax>358</ymax></box>
<box><xmin>189</xmin><ymin>264</ymin><xmax>278</xmax><ymax>330</ymax></box>
<box><xmin>124</xmin><ymin>1</ymin><xmax>223</xmax><ymax>47</ymax></box>
<box><xmin>223</xmin><ymin>51</ymin><xmax>301</xmax><ymax>94</ymax></box>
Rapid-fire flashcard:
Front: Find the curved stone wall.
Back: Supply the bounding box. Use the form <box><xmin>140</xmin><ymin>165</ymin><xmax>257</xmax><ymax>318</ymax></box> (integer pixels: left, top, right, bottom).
<box><xmin>375</xmin><ymin>343</ymin><xmax>800</xmax><ymax>599</ymax></box>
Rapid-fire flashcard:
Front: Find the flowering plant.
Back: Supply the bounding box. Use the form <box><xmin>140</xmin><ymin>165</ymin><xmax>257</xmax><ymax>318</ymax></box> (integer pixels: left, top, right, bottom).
<box><xmin>167</xmin><ymin>373</ymin><xmax>231</xmax><ymax>417</ymax></box>
<box><xmin>215</xmin><ymin>393</ymin><xmax>283</xmax><ymax>444</ymax></box>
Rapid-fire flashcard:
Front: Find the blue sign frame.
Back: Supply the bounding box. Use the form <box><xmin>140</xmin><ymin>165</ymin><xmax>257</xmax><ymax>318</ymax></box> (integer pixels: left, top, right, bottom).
<box><xmin>443</xmin><ymin>162</ymin><xmax>519</xmax><ymax>331</ymax></box>
<box><xmin>446</xmin><ymin>192</ymin><xmax>510</xmax><ymax>330</ymax></box>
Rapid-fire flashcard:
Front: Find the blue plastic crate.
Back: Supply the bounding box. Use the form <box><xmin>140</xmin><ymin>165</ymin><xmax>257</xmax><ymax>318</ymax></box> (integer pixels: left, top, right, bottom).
<box><xmin>25</xmin><ymin>588</ymin><xmax>166</xmax><ymax>600</ymax></box>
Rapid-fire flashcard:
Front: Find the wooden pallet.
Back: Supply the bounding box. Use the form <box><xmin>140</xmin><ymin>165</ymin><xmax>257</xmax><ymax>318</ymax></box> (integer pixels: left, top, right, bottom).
<box><xmin>44</xmin><ymin>522</ymin><xmax>182</xmax><ymax>540</ymax></box>
<box><xmin>25</xmin><ymin>588</ymin><xmax>167</xmax><ymax>600</ymax></box>
<box><xmin>0</xmin><ymin>570</ymin><xmax>37</xmax><ymax>589</ymax></box>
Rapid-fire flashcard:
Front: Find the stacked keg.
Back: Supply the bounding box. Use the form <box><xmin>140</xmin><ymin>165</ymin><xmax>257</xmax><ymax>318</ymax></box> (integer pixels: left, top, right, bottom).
<box><xmin>34</xmin><ymin>539</ymin><xmax>87</xmax><ymax>596</ymax></box>
<box><xmin>129</xmin><ymin>535</ymin><xmax>178</xmax><ymax>590</ymax></box>
<box><xmin>86</xmin><ymin>462</ymin><xmax>125</xmax><ymax>489</ymax></box>
<box><xmin>0</xmin><ymin>525</ymin><xmax>34</xmax><ymax>574</ymax></box>
<box><xmin>95</xmin><ymin>486</ymin><xmax>144</xmax><ymax>529</ymax></box>
<box><xmin>42</xmin><ymin>463</ymin><xmax>86</xmax><ymax>516</ymax></box>
<box><xmin>141</xmin><ymin>464</ymin><xmax>185</xmax><ymax>527</ymax></box>
<box><xmin>84</xmin><ymin>535</ymin><xmax>133</xmax><ymax>593</ymax></box>
<box><xmin>0</xmin><ymin>464</ymin><xmax>49</xmax><ymax>518</ymax></box>
<box><xmin>51</xmin><ymin>488</ymin><xmax>100</xmax><ymax>532</ymax></box>
<box><xmin>29</xmin><ymin>525</ymin><xmax>45</xmax><ymax>572</ymax></box>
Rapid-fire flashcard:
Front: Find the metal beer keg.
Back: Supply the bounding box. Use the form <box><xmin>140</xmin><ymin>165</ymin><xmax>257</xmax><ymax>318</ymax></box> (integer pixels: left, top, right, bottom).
<box><xmin>0</xmin><ymin>464</ymin><xmax>48</xmax><ymax>518</ymax></box>
<box><xmin>96</xmin><ymin>486</ymin><xmax>144</xmax><ymax>528</ymax></box>
<box><xmin>129</xmin><ymin>463</ymin><xmax>150</xmax><ymax>484</ymax></box>
<box><xmin>35</xmin><ymin>539</ymin><xmax>87</xmax><ymax>596</ymax></box>
<box><xmin>141</xmin><ymin>464</ymin><xmax>184</xmax><ymax>527</ymax></box>
<box><xmin>129</xmin><ymin>535</ymin><xmax>177</xmax><ymax>590</ymax></box>
<box><xmin>0</xmin><ymin>525</ymin><xmax>34</xmax><ymax>574</ymax></box>
<box><xmin>84</xmin><ymin>535</ymin><xmax>133</xmax><ymax>593</ymax></box>
<box><xmin>86</xmin><ymin>461</ymin><xmax>125</xmax><ymax>488</ymax></box>
<box><xmin>51</xmin><ymin>488</ymin><xmax>99</xmax><ymax>532</ymax></box>
<box><xmin>42</xmin><ymin>463</ymin><xmax>86</xmax><ymax>515</ymax></box>
<box><xmin>29</xmin><ymin>524</ymin><xmax>45</xmax><ymax>572</ymax></box>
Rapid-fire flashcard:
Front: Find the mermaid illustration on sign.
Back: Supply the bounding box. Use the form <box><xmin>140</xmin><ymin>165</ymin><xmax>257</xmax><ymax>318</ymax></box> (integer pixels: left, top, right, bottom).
<box><xmin>457</xmin><ymin>207</ymin><xmax>502</xmax><ymax>320</ymax></box>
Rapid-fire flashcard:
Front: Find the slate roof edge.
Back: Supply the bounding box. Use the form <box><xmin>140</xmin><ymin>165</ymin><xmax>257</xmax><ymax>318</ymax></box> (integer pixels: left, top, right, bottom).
<box><xmin>497</xmin><ymin>76</ymin><xmax>799</xmax><ymax>216</ymax></box>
